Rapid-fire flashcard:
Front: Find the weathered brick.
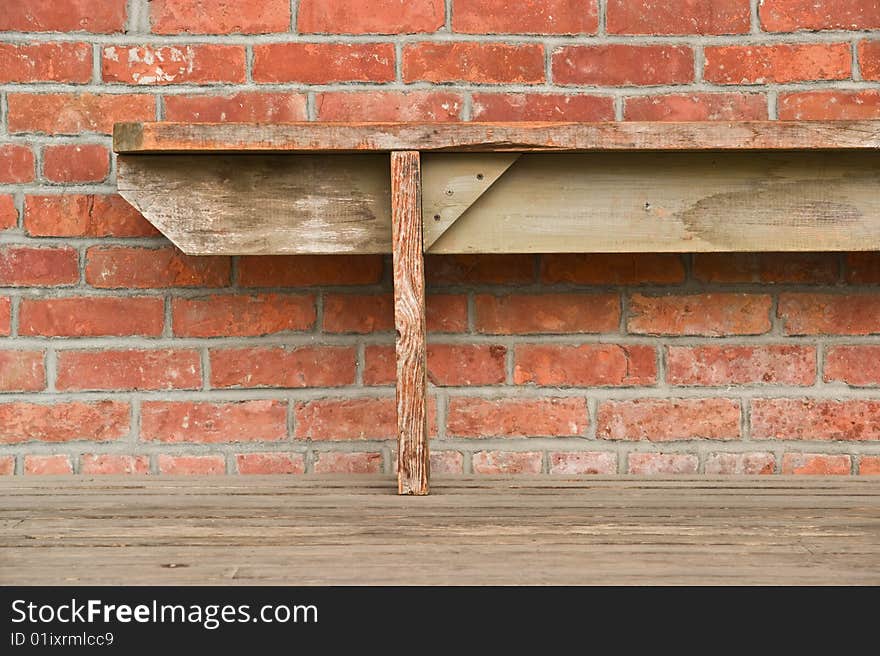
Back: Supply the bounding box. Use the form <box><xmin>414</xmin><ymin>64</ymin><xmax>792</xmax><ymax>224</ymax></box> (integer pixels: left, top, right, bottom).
<box><xmin>20</xmin><ymin>297</ymin><xmax>165</xmax><ymax>337</ymax></box>
<box><xmin>859</xmin><ymin>40</ymin><xmax>880</xmax><ymax>80</ymax></box>
<box><xmin>845</xmin><ymin>253</ymin><xmax>880</xmax><ymax>284</ymax></box>
<box><xmin>210</xmin><ymin>346</ymin><xmax>356</xmax><ymax>388</ymax></box>
<box><xmin>0</xmin><ymin>351</ymin><xmax>46</xmax><ymax>392</ymax></box>
<box><xmin>628</xmin><ymin>293</ymin><xmax>772</xmax><ymax>336</ymax></box>
<box><xmin>85</xmin><ymin>246</ymin><xmax>230</xmax><ymax>289</ymax></box>
<box><xmin>236</xmin><ymin>453</ymin><xmax>306</xmax><ymax>475</ymax></box>
<box><xmin>0</xmin><ymin>42</ymin><xmax>92</xmax><ymax>83</ymax></box>
<box><xmin>295</xmin><ymin>397</ymin><xmax>436</xmax><ymax>440</ymax></box>
<box><xmin>704</xmin><ymin>43</ymin><xmax>851</xmax><ymax>84</ymax></box>
<box><xmin>323</xmin><ymin>293</ymin><xmax>467</xmax><ymax>334</ymax></box>
<box><xmin>24</xmin><ymin>195</ymin><xmax>157</xmax><ymax>238</ymax></box>
<box><xmin>313</xmin><ymin>451</ymin><xmax>383</xmax><ymax>474</ymax></box>
<box><xmin>825</xmin><ymin>346</ymin><xmax>880</xmax><ymax>387</ymax></box>
<box><xmin>253</xmin><ymin>43</ymin><xmax>396</xmax><ymax>83</ymax></box>
<box><xmin>172</xmin><ymin>294</ymin><xmax>315</xmax><ymax>337</ymax></box>
<box><xmin>43</xmin><ymin>144</ymin><xmax>109</xmax><ymax>183</ymax></box>
<box><xmin>552</xmin><ymin>45</ymin><xmax>694</xmax><ymax>86</ymax></box>
<box><xmin>0</xmin><ymin>401</ymin><xmax>129</xmax><ymax>444</ymax></box>
<box><xmin>8</xmin><ymin>93</ymin><xmax>155</xmax><ymax>135</ymax></box>
<box><xmin>608</xmin><ymin>0</ymin><xmax>748</xmax><ymax>34</ymax></box>
<box><xmin>0</xmin><ymin>298</ymin><xmax>10</xmax><ymax>336</ymax></box>
<box><xmin>0</xmin><ymin>246</ymin><xmax>79</xmax><ymax>286</ymax></box>
<box><xmin>860</xmin><ymin>456</ymin><xmax>880</xmax><ymax>475</ymax></box>
<box><xmin>158</xmin><ymin>454</ymin><xmax>225</xmax><ymax>475</ymax></box>
<box><xmin>667</xmin><ymin>345</ymin><xmax>816</xmax><ymax>386</ymax></box>
<box><xmin>238</xmin><ymin>254</ymin><xmax>383</xmax><ymax>287</ymax></box>
<box><xmin>404</xmin><ymin>42</ymin><xmax>545</xmax><ymax>84</ymax></box>
<box><xmin>453</xmin><ymin>0</ymin><xmax>598</xmax><ymax>34</ymax></box>
<box><xmin>298</xmin><ymin>0</ymin><xmax>443</xmax><ymax>33</ymax></box>
<box><xmin>760</xmin><ymin>0</ymin><xmax>880</xmax><ymax>31</ymax></box>
<box><xmin>447</xmin><ymin>397</ymin><xmax>588</xmax><ymax>438</ymax></box>
<box><xmin>779</xmin><ymin>90</ymin><xmax>880</xmax><ymax>120</ymax></box>
<box><xmin>624</xmin><ymin>93</ymin><xmax>768</xmax><ymax>121</ymax></box>
<box><xmin>514</xmin><ymin>344</ymin><xmax>656</xmax><ymax>387</ymax></box>
<box><xmin>540</xmin><ymin>254</ymin><xmax>685</xmax><ymax>285</ymax></box>
<box><xmin>81</xmin><ymin>454</ymin><xmax>150</xmax><ymax>475</ymax></box>
<box><xmin>102</xmin><ymin>44</ymin><xmax>245</xmax><ymax>85</ymax></box>
<box><xmin>316</xmin><ymin>91</ymin><xmax>462</xmax><ymax>121</ymax></box>
<box><xmin>476</xmin><ymin>293</ymin><xmax>620</xmax><ymax>334</ymax></box>
<box><xmin>598</xmin><ymin>398</ymin><xmax>741</xmax><ymax>441</ymax></box>
<box><xmin>752</xmin><ymin>399</ymin><xmax>880</xmax><ymax>441</ymax></box>
<box><xmin>25</xmin><ymin>455</ymin><xmax>73</xmax><ymax>475</ymax></box>
<box><xmin>0</xmin><ymin>457</ymin><xmax>14</xmax><ymax>476</ymax></box>
<box><xmin>426</xmin><ymin>254</ymin><xmax>534</xmax><ymax>285</ymax></box>
<box><xmin>705</xmin><ymin>452</ymin><xmax>776</xmax><ymax>475</ymax></box>
<box><xmin>779</xmin><ymin>294</ymin><xmax>880</xmax><ymax>336</ymax></box>
<box><xmin>693</xmin><ymin>253</ymin><xmax>839</xmax><ymax>284</ymax></box>
<box><xmin>0</xmin><ymin>196</ymin><xmax>16</xmax><ymax>231</ymax></box>
<box><xmin>151</xmin><ymin>0</ymin><xmax>291</xmax><ymax>34</ymax></box>
<box><xmin>391</xmin><ymin>449</ymin><xmax>465</xmax><ymax>474</ymax></box>
<box><xmin>549</xmin><ymin>451</ymin><xmax>617</xmax><ymax>474</ymax></box>
<box><xmin>0</xmin><ymin>0</ymin><xmax>126</xmax><ymax>33</ymax></box>
<box><xmin>142</xmin><ymin>400</ymin><xmax>287</xmax><ymax>443</ymax></box>
<box><xmin>164</xmin><ymin>92</ymin><xmax>308</xmax><ymax>122</ymax></box>
<box><xmin>364</xmin><ymin>344</ymin><xmax>507</xmax><ymax>386</ymax></box>
<box><xmin>471</xmin><ymin>93</ymin><xmax>614</xmax><ymax>121</ymax></box>
<box><xmin>627</xmin><ymin>453</ymin><xmax>699</xmax><ymax>475</ymax></box>
<box><xmin>781</xmin><ymin>453</ymin><xmax>851</xmax><ymax>476</ymax></box>
<box><xmin>56</xmin><ymin>349</ymin><xmax>201</xmax><ymax>391</ymax></box>
<box><xmin>472</xmin><ymin>451</ymin><xmax>543</xmax><ymax>474</ymax></box>
<box><xmin>0</xmin><ymin>145</ymin><xmax>34</xmax><ymax>183</ymax></box>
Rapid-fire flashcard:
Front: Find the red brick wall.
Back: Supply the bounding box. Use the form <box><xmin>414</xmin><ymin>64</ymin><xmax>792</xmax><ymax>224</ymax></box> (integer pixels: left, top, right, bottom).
<box><xmin>1</xmin><ymin>0</ymin><xmax>879</xmax><ymax>476</ymax></box>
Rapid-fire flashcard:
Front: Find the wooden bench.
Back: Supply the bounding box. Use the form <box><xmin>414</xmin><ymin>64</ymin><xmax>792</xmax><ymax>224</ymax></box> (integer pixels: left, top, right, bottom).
<box><xmin>113</xmin><ymin>120</ymin><xmax>880</xmax><ymax>495</ymax></box>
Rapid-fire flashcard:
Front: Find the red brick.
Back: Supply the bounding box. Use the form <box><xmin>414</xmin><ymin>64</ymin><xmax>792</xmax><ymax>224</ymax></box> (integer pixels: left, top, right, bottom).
<box><xmin>694</xmin><ymin>253</ymin><xmax>839</xmax><ymax>284</ymax></box>
<box><xmin>364</xmin><ymin>344</ymin><xmax>507</xmax><ymax>386</ymax></box>
<box><xmin>760</xmin><ymin>0</ymin><xmax>880</xmax><ymax>31</ymax></box>
<box><xmin>705</xmin><ymin>452</ymin><xmax>776</xmax><ymax>475</ymax></box>
<box><xmin>0</xmin><ymin>145</ymin><xmax>34</xmax><ymax>183</ymax></box>
<box><xmin>24</xmin><ymin>455</ymin><xmax>73</xmax><ymax>475</ymax></box>
<box><xmin>447</xmin><ymin>397</ymin><xmax>587</xmax><ymax>438</ymax></box>
<box><xmin>316</xmin><ymin>91</ymin><xmax>462</xmax><ymax>121</ymax></box>
<box><xmin>0</xmin><ymin>457</ymin><xmax>14</xmax><ymax>476</ymax></box>
<box><xmin>142</xmin><ymin>400</ymin><xmax>287</xmax><ymax>443</ymax></box>
<box><xmin>0</xmin><ymin>401</ymin><xmax>129</xmax><ymax>444</ymax></box>
<box><xmin>253</xmin><ymin>43</ymin><xmax>395</xmax><ymax>83</ymax></box>
<box><xmin>426</xmin><ymin>295</ymin><xmax>469</xmax><ymax>333</ymax></box>
<box><xmin>471</xmin><ymin>93</ymin><xmax>614</xmax><ymax>121</ymax></box>
<box><xmin>24</xmin><ymin>194</ymin><xmax>157</xmax><ymax>237</ymax></box>
<box><xmin>0</xmin><ymin>42</ymin><xmax>92</xmax><ymax>83</ymax></box>
<box><xmin>299</xmin><ymin>0</ymin><xmax>443</xmax><ymax>33</ymax></box>
<box><xmin>624</xmin><ymin>93</ymin><xmax>768</xmax><ymax>121</ymax></box>
<box><xmin>628</xmin><ymin>453</ymin><xmax>698</xmax><ymax>475</ymax></box>
<box><xmin>56</xmin><ymin>349</ymin><xmax>201</xmax><ymax>391</ymax></box>
<box><xmin>164</xmin><ymin>92</ymin><xmax>307</xmax><ymax>122</ymax></box>
<box><xmin>0</xmin><ymin>351</ymin><xmax>45</xmax><ymax>392</ymax></box>
<box><xmin>0</xmin><ymin>196</ymin><xmax>16</xmax><ymax>231</ymax></box>
<box><xmin>845</xmin><ymin>253</ymin><xmax>880</xmax><ymax>284</ymax></box>
<box><xmin>608</xmin><ymin>0</ymin><xmax>749</xmax><ymax>34</ymax></box>
<box><xmin>313</xmin><ymin>451</ymin><xmax>383</xmax><ymax>474</ymax></box>
<box><xmin>476</xmin><ymin>293</ymin><xmax>620</xmax><ymax>334</ymax></box>
<box><xmin>390</xmin><ymin>449</ymin><xmax>466</xmax><ymax>474</ymax></box>
<box><xmin>598</xmin><ymin>398</ymin><xmax>741</xmax><ymax>441</ymax></box>
<box><xmin>514</xmin><ymin>344</ymin><xmax>656</xmax><ymax>387</ymax></box>
<box><xmin>102</xmin><ymin>44</ymin><xmax>245</xmax><ymax>85</ymax></box>
<box><xmin>8</xmin><ymin>93</ymin><xmax>155</xmax><ymax>135</ymax></box>
<box><xmin>426</xmin><ymin>255</ymin><xmax>534</xmax><ymax>286</ymax></box>
<box><xmin>782</xmin><ymin>453</ymin><xmax>851</xmax><ymax>476</ymax></box>
<box><xmin>85</xmin><ymin>246</ymin><xmax>230</xmax><ymax>289</ymax></box>
<box><xmin>549</xmin><ymin>451</ymin><xmax>617</xmax><ymax>475</ymax></box>
<box><xmin>628</xmin><ymin>293</ymin><xmax>772</xmax><ymax>336</ymax></box>
<box><xmin>238</xmin><ymin>254</ymin><xmax>383</xmax><ymax>287</ymax></box>
<box><xmin>0</xmin><ymin>298</ymin><xmax>10</xmax><ymax>336</ymax></box>
<box><xmin>0</xmin><ymin>246</ymin><xmax>79</xmax><ymax>286</ymax></box>
<box><xmin>323</xmin><ymin>293</ymin><xmax>467</xmax><ymax>334</ymax></box>
<box><xmin>779</xmin><ymin>294</ymin><xmax>880</xmax><ymax>336</ymax></box>
<box><xmin>0</xmin><ymin>0</ymin><xmax>126</xmax><ymax>33</ymax></box>
<box><xmin>860</xmin><ymin>41</ymin><xmax>880</xmax><ymax>80</ymax></box>
<box><xmin>210</xmin><ymin>346</ymin><xmax>356</xmax><ymax>388</ymax></box>
<box><xmin>151</xmin><ymin>0</ymin><xmax>291</xmax><ymax>34</ymax></box>
<box><xmin>667</xmin><ymin>345</ymin><xmax>816</xmax><ymax>386</ymax></box>
<box><xmin>704</xmin><ymin>43</ymin><xmax>851</xmax><ymax>84</ymax></box>
<box><xmin>158</xmin><ymin>454</ymin><xmax>225</xmax><ymax>475</ymax></box>
<box><xmin>860</xmin><ymin>456</ymin><xmax>880</xmax><ymax>475</ymax></box>
<box><xmin>172</xmin><ymin>294</ymin><xmax>315</xmax><ymax>337</ymax></box>
<box><xmin>540</xmin><ymin>254</ymin><xmax>684</xmax><ymax>285</ymax></box>
<box><xmin>552</xmin><ymin>45</ymin><xmax>694</xmax><ymax>86</ymax></box>
<box><xmin>473</xmin><ymin>451</ymin><xmax>543</xmax><ymax>474</ymax></box>
<box><xmin>404</xmin><ymin>42</ymin><xmax>545</xmax><ymax>84</ymax></box>
<box><xmin>825</xmin><ymin>346</ymin><xmax>880</xmax><ymax>387</ymax></box>
<box><xmin>20</xmin><ymin>297</ymin><xmax>164</xmax><ymax>337</ymax></box>
<box><xmin>42</xmin><ymin>144</ymin><xmax>109</xmax><ymax>183</ymax></box>
<box><xmin>295</xmin><ymin>397</ymin><xmax>436</xmax><ymax>440</ymax></box>
<box><xmin>81</xmin><ymin>454</ymin><xmax>150</xmax><ymax>475</ymax></box>
<box><xmin>236</xmin><ymin>453</ymin><xmax>306</xmax><ymax>475</ymax></box>
<box><xmin>752</xmin><ymin>399</ymin><xmax>880</xmax><ymax>441</ymax></box>
<box><xmin>779</xmin><ymin>90</ymin><xmax>880</xmax><ymax>120</ymax></box>
<box><xmin>453</xmin><ymin>0</ymin><xmax>598</xmax><ymax>34</ymax></box>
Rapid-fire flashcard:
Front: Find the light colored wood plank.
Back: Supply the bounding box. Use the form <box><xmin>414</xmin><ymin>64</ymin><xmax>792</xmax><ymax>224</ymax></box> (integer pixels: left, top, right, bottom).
<box><xmin>391</xmin><ymin>151</ymin><xmax>429</xmax><ymax>495</ymax></box>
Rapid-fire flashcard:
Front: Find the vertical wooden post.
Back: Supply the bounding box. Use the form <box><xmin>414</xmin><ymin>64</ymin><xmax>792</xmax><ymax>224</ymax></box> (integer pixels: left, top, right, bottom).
<box><xmin>391</xmin><ymin>150</ymin><xmax>429</xmax><ymax>496</ymax></box>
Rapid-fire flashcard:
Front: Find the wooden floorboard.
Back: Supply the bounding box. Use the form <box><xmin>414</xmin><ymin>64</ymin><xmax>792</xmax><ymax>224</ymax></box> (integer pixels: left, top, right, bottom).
<box><xmin>1</xmin><ymin>475</ymin><xmax>877</xmax><ymax>585</ymax></box>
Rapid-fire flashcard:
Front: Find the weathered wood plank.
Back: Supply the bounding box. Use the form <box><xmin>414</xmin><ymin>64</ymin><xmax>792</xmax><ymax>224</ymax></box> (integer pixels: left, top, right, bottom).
<box><xmin>114</xmin><ymin>121</ymin><xmax>880</xmax><ymax>154</ymax></box>
<box><xmin>391</xmin><ymin>151</ymin><xmax>429</xmax><ymax>495</ymax></box>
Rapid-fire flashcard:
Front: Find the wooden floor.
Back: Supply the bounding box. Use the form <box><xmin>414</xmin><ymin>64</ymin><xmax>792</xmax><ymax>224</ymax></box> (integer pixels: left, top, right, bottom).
<box><xmin>1</xmin><ymin>476</ymin><xmax>878</xmax><ymax>585</ymax></box>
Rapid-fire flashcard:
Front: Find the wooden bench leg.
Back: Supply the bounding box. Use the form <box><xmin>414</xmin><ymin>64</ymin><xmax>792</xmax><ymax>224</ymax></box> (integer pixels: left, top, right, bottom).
<box><xmin>391</xmin><ymin>150</ymin><xmax>429</xmax><ymax>495</ymax></box>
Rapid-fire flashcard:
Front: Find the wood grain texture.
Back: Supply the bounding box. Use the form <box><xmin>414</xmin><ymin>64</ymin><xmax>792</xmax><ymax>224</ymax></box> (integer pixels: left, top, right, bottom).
<box><xmin>114</xmin><ymin>121</ymin><xmax>880</xmax><ymax>154</ymax></box>
<box><xmin>1</xmin><ymin>476</ymin><xmax>878</xmax><ymax>585</ymax></box>
<box><xmin>391</xmin><ymin>151</ymin><xmax>429</xmax><ymax>495</ymax></box>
